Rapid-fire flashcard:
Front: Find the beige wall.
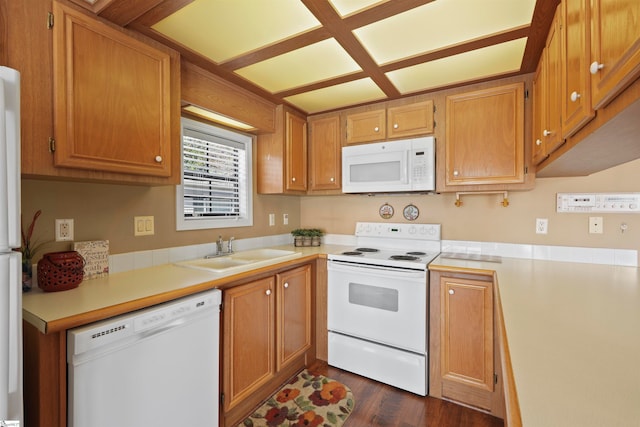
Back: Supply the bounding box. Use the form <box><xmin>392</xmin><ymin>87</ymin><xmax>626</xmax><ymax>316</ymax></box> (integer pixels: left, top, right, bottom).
<box><xmin>20</xmin><ymin>180</ymin><xmax>301</xmax><ymax>257</ymax></box>
<box><xmin>301</xmin><ymin>158</ymin><xmax>640</xmax><ymax>256</ymax></box>
<box><xmin>21</xmin><ymin>157</ymin><xmax>640</xmax><ymax>263</ymax></box>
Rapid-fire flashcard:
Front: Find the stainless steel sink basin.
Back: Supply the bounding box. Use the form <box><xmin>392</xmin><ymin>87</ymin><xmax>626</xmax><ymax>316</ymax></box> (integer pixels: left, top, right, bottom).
<box><xmin>175</xmin><ymin>248</ymin><xmax>302</xmax><ymax>273</ymax></box>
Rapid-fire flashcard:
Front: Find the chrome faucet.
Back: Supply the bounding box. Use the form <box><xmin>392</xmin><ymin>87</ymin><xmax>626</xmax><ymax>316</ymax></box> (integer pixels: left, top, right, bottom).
<box><xmin>205</xmin><ymin>235</ymin><xmax>235</xmax><ymax>258</ymax></box>
<box><xmin>216</xmin><ymin>235</ymin><xmax>224</xmax><ymax>254</ymax></box>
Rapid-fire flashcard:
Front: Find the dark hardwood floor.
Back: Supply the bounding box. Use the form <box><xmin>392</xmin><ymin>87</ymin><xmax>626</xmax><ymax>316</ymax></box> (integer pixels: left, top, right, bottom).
<box><xmin>307</xmin><ymin>361</ymin><xmax>504</xmax><ymax>427</ymax></box>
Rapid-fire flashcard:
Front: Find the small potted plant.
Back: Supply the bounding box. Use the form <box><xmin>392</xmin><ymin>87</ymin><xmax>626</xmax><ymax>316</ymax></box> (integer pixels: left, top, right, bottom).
<box><xmin>308</xmin><ymin>228</ymin><xmax>324</xmax><ymax>246</ymax></box>
<box><xmin>291</xmin><ymin>228</ymin><xmax>324</xmax><ymax>247</ymax></box>
<box><xmin>291</xmin><ymin>228</ymin><xmax>311</xmax><ymax>247</ymax></box>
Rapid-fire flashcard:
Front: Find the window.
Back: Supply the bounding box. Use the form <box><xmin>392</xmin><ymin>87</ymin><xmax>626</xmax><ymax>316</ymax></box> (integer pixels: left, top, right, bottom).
<box><xmin>176</xmin><ymin>117</ymin><xmax>253</xmax><ymax>230</ymax></box>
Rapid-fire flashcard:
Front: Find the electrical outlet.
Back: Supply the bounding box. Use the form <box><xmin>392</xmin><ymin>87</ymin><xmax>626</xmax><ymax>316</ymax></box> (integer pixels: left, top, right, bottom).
<box><xmin>268</xmin><ymin>213</ymin><xmax>275</xmax><ymax>226</ymax></box>
<box><xmin>134</xmin><ymin>216</ymin><xmax>154</xmax><ymax>236</ymax></box>
<box><xmin>283</xmin><ymin>213</ymin><xmax>289</xmax><ymax>225</ymax></box>
<box><xmin>536</xmin><ymin>218</ymin><xmax>548</xmax><ymax>234</ymax></box>
<box><xmin>589</xmin><ymin>216</ymin><xmax>603</xmax><ymax>234</ymax></box>
<box><xmin>55</xmin><ymin>219</ymin><xmax>74</xmax><ymax>241</ymax></box>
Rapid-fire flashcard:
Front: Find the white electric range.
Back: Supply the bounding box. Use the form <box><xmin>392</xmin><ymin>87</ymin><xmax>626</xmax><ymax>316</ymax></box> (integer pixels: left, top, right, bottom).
<box><xmin>326</xmin><ymin>222</ymin><xmax>441</xmax><ymax>396</ymax></box>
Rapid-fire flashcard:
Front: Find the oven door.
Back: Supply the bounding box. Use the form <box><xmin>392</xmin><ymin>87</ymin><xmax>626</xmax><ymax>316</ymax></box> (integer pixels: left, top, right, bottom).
<box><xmin>327</xmin><ymin>260</ymin><xmax>427</xmax><ymax>353</ymax></box>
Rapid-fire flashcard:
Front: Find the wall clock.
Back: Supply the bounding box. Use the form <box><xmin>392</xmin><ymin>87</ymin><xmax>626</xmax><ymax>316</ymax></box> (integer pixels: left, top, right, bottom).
<box><xmin>403</xmin><ymin>204</ymin><xmax>419</xmax><ymax>221</ymax></box>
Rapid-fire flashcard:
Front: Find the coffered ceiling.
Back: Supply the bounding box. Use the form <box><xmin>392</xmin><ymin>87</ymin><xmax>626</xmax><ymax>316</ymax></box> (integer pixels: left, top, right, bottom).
<box><xmin>90</xmin><ymin>0</ymin><xmax>559</xmax><ymax>115</ymax></box>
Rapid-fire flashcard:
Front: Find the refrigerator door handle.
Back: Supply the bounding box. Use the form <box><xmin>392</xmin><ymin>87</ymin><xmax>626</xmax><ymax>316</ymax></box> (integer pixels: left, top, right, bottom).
<box><xmin>0</xmin><ymin>67</ymin><xmax>21</xmax><ymax>251</ymax></box>
<box><xmin>7</xmin><ymin>254</ymin><xmax>20</xmax><ymax>394</ymax></box>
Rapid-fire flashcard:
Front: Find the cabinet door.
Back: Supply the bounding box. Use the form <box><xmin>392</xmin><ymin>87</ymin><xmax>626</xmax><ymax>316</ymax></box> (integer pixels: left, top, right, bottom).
<box><xmin>285</xmin><ymin>111</ymin><xmax>308</xmax><ymax>191</ymax></box>
<box><xmin>223</xmin><ymin>277</ymin><xmax>275</xmax><ymax>411</ymax></box>
<box><xmin>561</xmin><ymin>0</ymin><xmax>595</xmax><ymax>138</ymax></box>
<box><xmin>590</xmin><ymin>0</ymin><xmax>640</xmax><ymax>109</ymax></box>
<box><xmin>387</xmin><ymin>100</ymin><xmax>434</xmax><ymax>138</ymax></box>
<box><xmin>308</xmin><ymin>115</ymin><xmax>341</xmax><ymax>191</ymax></box>
<box><xmin>345</xmin><ymin>109</ymin><xmax>386</xmax><ymax>144</ymax></box>
<box><xmin>440</xmin><ymin>276</ymin><xmax>494</xmax><ymax>410</ymax></box>
<box><xmin>52</xmin><ymin>1</ymin><xmax>172</xmax><ymax>177</ymax></box>
<box><xmin>544</xmin><ymin>7</ymin><xmax>564</xmax><ymax>154</ymax></box>
<box><xmin>532</xmin><ymin>58</ymin><xmax>548</xmax><ymax>165</ymax></box>
<box><xmin>276</xmin><ymin>265</ymin><xmax>312</xmax><ymax>370</ymax></box>
<box><xmin>445</xmin><ymin>83</ymin><xmax>525</xmax><ymax>186</ymax></box>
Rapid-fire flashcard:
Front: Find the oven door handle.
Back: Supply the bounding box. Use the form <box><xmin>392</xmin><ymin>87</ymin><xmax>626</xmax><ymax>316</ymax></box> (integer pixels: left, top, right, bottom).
<box><xmin>328</xmin><ymin>260</ymin><xmax>426</xmax><ymax>278</ymax></box>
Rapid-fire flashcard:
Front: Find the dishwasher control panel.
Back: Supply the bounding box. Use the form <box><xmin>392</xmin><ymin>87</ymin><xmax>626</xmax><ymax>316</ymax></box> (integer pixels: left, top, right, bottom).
<box><xmin>556</xmin><ymin>193</ymin><xmax>640</xmax><ymax>213</ymax></box>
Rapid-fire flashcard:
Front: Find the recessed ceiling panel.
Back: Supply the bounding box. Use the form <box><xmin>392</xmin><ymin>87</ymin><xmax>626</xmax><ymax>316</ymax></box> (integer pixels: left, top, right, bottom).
<box><xmin>354</xmin><ymin>0</ymin><xmax>536</xmax><ymax>65</ymax></box>
<box><xmin>235</xmin><ymin>39</ymin><xmax>362</xmax><ymax>94</ymax></box>
<box><xmin>152</xmin><ymin>0</ymin><xmax>320</xmax><ymax>63</ymax></box>
<box><xmin>285</xmin><ymin>78</ymin><xmax>386</xmax><ymax>113</ymax></box>
<box><xmin>386</xmin><ymin>38</ymin><xmax>527</xmax><ymax>94</ymax></box>
<box><xmin>329</xmin><ymin>0</ymin><xmax>389</xmax><ymax>17</ymax></box>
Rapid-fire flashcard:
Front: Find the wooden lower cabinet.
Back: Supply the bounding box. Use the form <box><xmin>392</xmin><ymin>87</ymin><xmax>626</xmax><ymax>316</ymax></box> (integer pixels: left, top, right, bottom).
<box><xmin>222</xmin><ymin>264</ymin><xmax>313</xmax><ymax>426</ymax></box>
<box><xmin>429</xmin><ymin>270</ymin><xmax>505</xmax><ymax>417</ymax></box>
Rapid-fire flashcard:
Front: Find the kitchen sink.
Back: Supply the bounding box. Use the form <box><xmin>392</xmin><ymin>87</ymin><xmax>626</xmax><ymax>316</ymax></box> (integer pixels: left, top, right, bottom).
<box><xmin>175</xmin><ymin>248</ymin><xmax>302</xmax><ymax>273</ymax></box>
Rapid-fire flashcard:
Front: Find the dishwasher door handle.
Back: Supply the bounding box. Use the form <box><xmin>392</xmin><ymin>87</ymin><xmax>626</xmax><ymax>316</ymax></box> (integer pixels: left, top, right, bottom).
<box><xmin>138</xmin><ymin>317</ymin><xmax>188</xmax><ymax>340</ymax></box>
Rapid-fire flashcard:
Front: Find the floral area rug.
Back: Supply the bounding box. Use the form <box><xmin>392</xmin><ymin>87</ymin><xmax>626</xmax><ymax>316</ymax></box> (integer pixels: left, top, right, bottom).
<box><xmin>239</xmin><ymin>369</ymin><xmax>355</xmax><ymax>427</ymax></box>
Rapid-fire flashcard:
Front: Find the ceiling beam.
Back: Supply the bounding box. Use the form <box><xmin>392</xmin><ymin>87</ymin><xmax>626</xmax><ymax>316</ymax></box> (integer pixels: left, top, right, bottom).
<box><xmin>301</xmin><ymin>0</ymin><xmax>401</xmax><ymax>98</ymax></box>
<box><xmin>520</xmin><ymin>0</ymin><xmax>560</xmax><ymax>72</ymax></box>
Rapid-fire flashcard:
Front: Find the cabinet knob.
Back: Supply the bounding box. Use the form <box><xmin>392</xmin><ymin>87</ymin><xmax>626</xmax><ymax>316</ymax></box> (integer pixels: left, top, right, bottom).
<box><xmin>292</xmin><ymin>177</ymin><xmax>296</xmax><ymax>182</ymax></box>
<box><xmin>330</xmin><ymin>177</ymin><xmax>334</xmax><ymax>182</ymax></box>
<box><xmin>374</xmin><ymin>126</ymin><xmax>380</xmax><ymax>132</ymax></box>
<box><xmin>448</xmin><ymin>289</ymin><xmax>454</xmax><ymax>295</ymax></box>
<box><xmin>590</xmin><ymin>61</ymin><xmax>604</xmax><ymax>75</ymax></box>
<box><xmin>543</xmin><ymin>129</ymin><xmax>552</xmax><ymax>137</ymax></box>
<box><xmin>570</xmin><ymin>91</ymin><xmax>581</xmax><ymax>102</ymax></box>
<box><xmin>284</xmin><ymin>282</ymin><xmax>289</xmax><ymax>289</ymax></box>
<box><xmin>536</xmin><ymin>139</ymin><xmax>542</xmax><ymax>146</ymax></box>
<box><xmin>154</xmin><ymin>155</ymin><xmax>163</xmax><ymax>163</ymax></box>
<box><xmin>265</xmin><ymin>289</ymin><xmax>272</xmax><ymax>296</ymax></box>
<box><xmin>393</xmin><ymin>123</ymin><xmax>399</xmax><ymax>129</ymax></box>
<box><xmin>453</xmin><ymin>170</ymin><xmax>459</xmax><ymax>176</ymax></box>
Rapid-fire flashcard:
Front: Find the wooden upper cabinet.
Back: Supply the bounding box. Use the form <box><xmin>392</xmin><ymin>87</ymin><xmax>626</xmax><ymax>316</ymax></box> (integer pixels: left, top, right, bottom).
<box><xmin>544</xmin><ymin>7</ymin><xmax>564</xmax><ymax>154</ymax></box>
<box><xmin>440</xmin><ymin>276</ymin><xmax>494</xmax><ymax>410</ymax></box>
<box><xmin>561</xmin><ymin>0</ymin><xmax>595</xmax><ymax>138</ymax></box>
<box><xmin>52</xmin><ymin>1</ymin><xmax>175</xmax><ymax>177</ymax></box>
<box><xmin>285</xmin><ymin>112</ymin><xmax>308</xmax><ymax>192</ymax></box>
<box><xmin>532</xmin><ymin>59</ymin><xmax>548</xmax><ymax>165</ymax></box>
<box><xmin>532</xmin><ymin>5</ymin><xmax>563</xmax><ymax>165</ymax></box>
<box><xmin>257</xmin><ymin>105</ymin><xmax>307</xmax><ymax>194</ymax></box>
<box><xmin>345</xmin><ymin>108</ymin><xmax>386</xmax><ymax>144</ymax></box>
<box><xmin>386</xmin><ymin>100</ymin><xmax>434</xmax><ymax>139</ymax></box>
<box><xmin>276</xmin><ymin>265</ymin><xmax>312</xmax><ymax>371</ymax></box>
<box><xmin>445</xmin><ymin>82</ymin><xmax>525</xmax><ymax>186</ymax></box>
<box><xmin>590</xmin><ymin>0</ymin><xmax>640</xmax><ymax>109</ymax></box>
<box><xmin>308</xmin><ymin>115</ymin><xmax>341</xmax><ymax>192</ymax></box>
<box><xmin>344</xmin><ymin>100</ymin><xmax>434</xmax><ymax>145</ymax></box>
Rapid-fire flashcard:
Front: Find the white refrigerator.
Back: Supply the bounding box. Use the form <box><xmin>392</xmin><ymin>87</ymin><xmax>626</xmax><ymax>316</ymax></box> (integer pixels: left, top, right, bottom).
<box><xmin>0</xmin><ymin>66</ymin><xmax>23</xmax><ymax>426</ymax></box>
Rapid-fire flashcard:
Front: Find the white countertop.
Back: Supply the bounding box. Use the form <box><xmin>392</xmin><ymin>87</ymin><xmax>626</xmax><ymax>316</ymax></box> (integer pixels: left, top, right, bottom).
<box><xmin>22</xmin><ymin>244</ymin><xmax>340</xmax><ymax>333</ymax></box>
<box><xmin>430</xmin><ymin>255</ymin><xmax>640</xmax><ymax>427</ymax></box>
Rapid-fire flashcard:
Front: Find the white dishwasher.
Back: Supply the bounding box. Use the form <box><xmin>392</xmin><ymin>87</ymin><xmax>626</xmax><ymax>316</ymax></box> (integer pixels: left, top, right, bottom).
<box><xmin>67</xmin><ymin>289</ymin><xmax>221</xmax><ymax>427</ymax></box>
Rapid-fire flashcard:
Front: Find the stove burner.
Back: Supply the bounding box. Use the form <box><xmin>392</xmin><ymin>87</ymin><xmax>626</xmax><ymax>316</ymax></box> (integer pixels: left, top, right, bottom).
<box><xmin>406</xmin><ymin>251</ymin><xmax>426</xmax><ymax>256</ymax></box>
<box><xmin>342</xmin><ymin>251</ymin><xmax>363</xmax><ymax>256</ymax></box>
<box><xmin>389</xmin><ymin>255</ymin><xmax>419</xmax><ymax>261</ymax></box>
<box><xmin>355</xmin><ymin>247</ymin><xmax>379</xmax><ymax>252</ymax></box>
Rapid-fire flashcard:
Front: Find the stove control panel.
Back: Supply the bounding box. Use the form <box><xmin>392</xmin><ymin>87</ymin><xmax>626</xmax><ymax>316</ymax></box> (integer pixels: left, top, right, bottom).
<box><xmin>556</xmin><ymin>193</ymin><xmax>640</xmax><ymax>213</ymax></box>
<box><xmin>355</xmin><ymin>222</ymin><xmax>441</xmax><ymax>240</ymax></box>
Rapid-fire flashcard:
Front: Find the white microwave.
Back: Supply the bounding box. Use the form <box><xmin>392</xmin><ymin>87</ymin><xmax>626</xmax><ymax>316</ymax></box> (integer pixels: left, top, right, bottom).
<box><xmin>342</xmin><ymin>136</ymin><xmax>435</xmax><ymax>193</ymax></box>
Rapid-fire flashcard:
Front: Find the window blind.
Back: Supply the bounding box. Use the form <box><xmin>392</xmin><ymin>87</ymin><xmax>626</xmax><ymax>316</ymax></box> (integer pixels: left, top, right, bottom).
<box><xmin>182</xmin><ymin>129</ymin><xmax>247</xmax><ymax>218</ymax></box>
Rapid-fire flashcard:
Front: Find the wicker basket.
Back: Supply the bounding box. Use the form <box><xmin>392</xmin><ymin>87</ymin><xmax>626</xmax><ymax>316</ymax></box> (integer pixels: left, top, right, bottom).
<box><xmin>37</xmin><ymin>251</ymin><xmax>85</xmax><ymax>292</ymax></box>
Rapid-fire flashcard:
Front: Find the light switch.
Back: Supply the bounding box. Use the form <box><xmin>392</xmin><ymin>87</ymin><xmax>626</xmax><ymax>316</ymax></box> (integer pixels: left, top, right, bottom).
<box><xmin>134</xmin><ymin>216</ymin><xmax>154</xmax><ymax>236</ymax></box>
